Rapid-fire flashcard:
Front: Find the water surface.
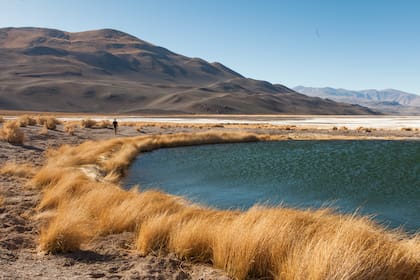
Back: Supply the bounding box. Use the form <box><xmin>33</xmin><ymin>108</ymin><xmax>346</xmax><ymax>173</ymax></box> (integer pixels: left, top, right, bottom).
<box><xmin>123</xmin><ymin>141</ymin><xmax>420</xmax><ymax>232</ymax></box>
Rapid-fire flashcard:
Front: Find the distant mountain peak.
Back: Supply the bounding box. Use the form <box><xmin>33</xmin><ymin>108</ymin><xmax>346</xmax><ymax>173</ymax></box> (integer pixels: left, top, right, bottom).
<box><xmin>294</xmin><ymin>86</ymin><xmax>420</xmax><ymax>115</ymax></box>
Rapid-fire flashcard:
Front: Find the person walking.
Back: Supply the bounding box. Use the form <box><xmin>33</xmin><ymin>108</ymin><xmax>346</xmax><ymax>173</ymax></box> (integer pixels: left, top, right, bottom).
<box><xmin>113</xmin><ymin>118</ymin><xmax>118</xmax><ymax>135</ymax></box>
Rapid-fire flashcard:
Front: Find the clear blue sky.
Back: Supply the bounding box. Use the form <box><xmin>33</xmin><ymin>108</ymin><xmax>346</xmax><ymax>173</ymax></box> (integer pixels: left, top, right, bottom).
<box><xmin>1</xmin><ymin>0</ymin><xmax>419</xmax><ymax>94</ymax></box>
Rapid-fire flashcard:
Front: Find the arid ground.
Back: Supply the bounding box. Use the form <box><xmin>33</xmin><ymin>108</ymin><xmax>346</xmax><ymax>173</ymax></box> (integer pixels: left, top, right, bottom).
<box><xmin>0</xmin><ymin>119</ymin><xmax>419</xmax><ymax>279</ymax></box>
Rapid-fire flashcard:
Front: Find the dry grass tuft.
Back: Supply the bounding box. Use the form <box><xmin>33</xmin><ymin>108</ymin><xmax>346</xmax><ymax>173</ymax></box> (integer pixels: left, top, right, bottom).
<box><xmin>18</xmin><ymin>115</ymin><xmax>37</xmax><ymax>127</ymax></box>
<box><xmin>29</xmin><ymin>131</ymin><xmax>420</xmax><ymax>279</ymax></box>
<box><xmin>97</xmin><ymin>120</ymin><xmax>111</xmax><ymax>128</ymax></box>
<box><xmin>39</xmin><ymin>206</ymin><xmax>96</xmax><ymax>253</ymax></box>
<box><xmin>64</xmin><ymin>123</ymin><xmax>76</xmax><ymax>135</ymax></box>
<box><xmin>45</xmin><ymin>117</ymin><xmax>58</xmax><ymax>130</ymax></box>
<box><xmin>35</xmin><ymin>115</ymin><xmax>47</xmax><ymax>126</ymax></box>
<box><xmin>39</xmin><ymin>125</ymin><xmax>49</xmax><ymax>135</ymax></box>
<box><xmin>80</xmin><ymin>119</ymin><xmax>111</xmax><ymax>129</ymax></box>
<box><xmin>0</xmin><ymin>116</ymin><xmax>4</xmax><ymax>123</ymax></box>
<box><xmin>0</xmin><ymin>162</ymin><xmax>37</xmax><ymax>178</ymax></box>
<box><xmin>80</xmin><ymin>119</ymin><xmax>97</xmax><ymax>128</ymax></box>
<box><xmin>0</xmin><ymin>121</ymin><xmax>25</xmax><ymax>145</ymax></box>
<box><xmin>33</xmin><ymin>115</ymin><xmax>59</xmax><ymax>128</ymax></box>
<box><xmin>0</xmin><ymin>195</ymin><xmax>4</xmax><ymax>206</ymax></box>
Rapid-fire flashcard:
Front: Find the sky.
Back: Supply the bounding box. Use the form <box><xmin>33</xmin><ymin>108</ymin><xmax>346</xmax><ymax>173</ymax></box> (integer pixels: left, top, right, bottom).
<box><xmin>1</xmin><ymin>0</ymin><xmax>419</xmax><ymax>94</ymax></box>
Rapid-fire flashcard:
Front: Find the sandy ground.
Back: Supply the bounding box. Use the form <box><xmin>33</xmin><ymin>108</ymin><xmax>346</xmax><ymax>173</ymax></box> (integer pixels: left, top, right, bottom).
<box><xmin>0</xmin><ymin>123</ymin><xmax>419</xmax><ymax>279</ymax></box>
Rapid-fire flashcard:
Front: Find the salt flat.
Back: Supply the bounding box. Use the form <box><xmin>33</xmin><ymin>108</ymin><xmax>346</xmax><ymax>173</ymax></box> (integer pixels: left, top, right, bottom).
<box><xmin>52</xmin><ymin>115</ymin><xmax>420</xmax><ymax>129</ymax></box>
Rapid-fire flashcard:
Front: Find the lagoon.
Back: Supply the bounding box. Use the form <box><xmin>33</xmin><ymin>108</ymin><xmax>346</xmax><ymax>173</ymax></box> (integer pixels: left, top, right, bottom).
<box><xmin>124</xmin><ymin>141</ymin><xmax>420</xmax><ymax>232</ymax></box>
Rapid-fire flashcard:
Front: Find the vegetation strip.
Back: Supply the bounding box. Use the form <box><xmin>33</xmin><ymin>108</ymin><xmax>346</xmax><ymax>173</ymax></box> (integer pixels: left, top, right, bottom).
<box><xmin>3</xmin><ymin>131</ymin><xmax>419</xmax><ymax>279</ymax></box>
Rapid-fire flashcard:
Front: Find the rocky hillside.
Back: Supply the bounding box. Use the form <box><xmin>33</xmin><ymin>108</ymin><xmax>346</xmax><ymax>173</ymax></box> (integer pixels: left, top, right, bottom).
<box><xmin>0</xmin><ymin>27</ymin><xmax>376</xmax><ymax>114</ymax></box>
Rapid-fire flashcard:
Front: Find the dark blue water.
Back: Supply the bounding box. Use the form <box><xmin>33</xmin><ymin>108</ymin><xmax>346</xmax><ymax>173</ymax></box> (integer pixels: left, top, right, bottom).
<box><xmin>123</xmin><ymin>141</ymin><xmax>420</xmax><ymax>232</ymax></box>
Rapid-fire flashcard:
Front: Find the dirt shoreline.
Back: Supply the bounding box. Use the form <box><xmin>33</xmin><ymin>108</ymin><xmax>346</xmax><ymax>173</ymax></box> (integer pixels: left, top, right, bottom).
<box><xmin>0</xmin><ymin>123</ymin><xmax>419</xmax><ymax>279</ymax></box>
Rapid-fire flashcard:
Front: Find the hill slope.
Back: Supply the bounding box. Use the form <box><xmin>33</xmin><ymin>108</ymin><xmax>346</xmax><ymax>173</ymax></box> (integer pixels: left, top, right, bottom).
<box><xmin>0</xmin><ymin>27</ymin><xmax>375</xmax><ymax>114</ymax></box>
<box><xmin>294</xmin><ymin>86</ymin><xmax>420</xmax><ymax>115</ymax></box>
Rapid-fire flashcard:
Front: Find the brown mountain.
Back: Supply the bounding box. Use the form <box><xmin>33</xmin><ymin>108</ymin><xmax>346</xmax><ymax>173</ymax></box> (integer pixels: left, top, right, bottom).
<box><xmin>294</xmin><ymin>86</ymin><xmax>420</xmax><ymax>115</ymax></box>
<box><xmin>0</xmin><ymin>27</ymin><xmax>376</xmax><ymax>114</ymax></box>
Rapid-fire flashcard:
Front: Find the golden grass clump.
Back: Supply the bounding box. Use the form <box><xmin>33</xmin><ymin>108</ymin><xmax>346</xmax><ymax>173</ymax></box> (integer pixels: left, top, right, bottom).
<box><xmin>35</xmin><ymin>115</ymin><xmax>47</xmax><ymax>126</ymax></box>
<box><xmin>30</xmin><ymin>131</ymin><xmax>420</xmax><ymax>279</ymax></box>
<box><xmin>18</xmin><ymin>115</ymin><xmax>37</xmax><ymax>127</ymax></box>
<box><xmin>79</xmin><ymin>119</ymin><xmax>111</xmax><ymax>129</ymax></box>
<box><xmin>45</xmin><ymin>117</ymin><xmax>58</xmax><ymax>130</ymax></box>
<box><xmin>0</xmin><ymin>116</ymin><xmax>4</xmax><ymax>123</ymax></box>
<box><xmin>39</xmin><ymin>125</ymin><xmax>49</xmax><ymax>135</ymax></box>
<box><xmin>0</xmin><ymin>121</ymin><xmax>25</xmax><ymax>145</ymax></box>
<box><xmin>34</xmin><ymin>115</ymin><xmax>59</xmax><ymax>128</ymax></box>
<box><xmin>80</xmin><ymin>119</ymin><xmax>97</xmax><ymax>128</ymax></box>
<box><xmin>97</xmin><ymin>120</ymin><xmax>111</xmax><ymax>128</ymax></box>
<box><xmin>39</xmin><ymin>205</ymin><xmax>97</xmax><ymax>253</ymax></box>
<box><xmin>63</xmin><ymin>123</ymin><xmax>76</xmax><ymax>135</ymax></box>
<box><xmin>0</xmin><ymin>162</ymin><xmax>37</xmax><ymax>178</ymax></box>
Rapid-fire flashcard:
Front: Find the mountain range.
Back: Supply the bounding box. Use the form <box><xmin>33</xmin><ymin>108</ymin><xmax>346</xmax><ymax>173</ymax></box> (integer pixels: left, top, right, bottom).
<box><xmin>0</xmin><ymin>27</ymin><xmax>376</xmax><ymax>114</ymax></box>
<box><xmin>294</xmin><ymin>86</ymin><xmax>420</xmax><ymax>115</ymax></box>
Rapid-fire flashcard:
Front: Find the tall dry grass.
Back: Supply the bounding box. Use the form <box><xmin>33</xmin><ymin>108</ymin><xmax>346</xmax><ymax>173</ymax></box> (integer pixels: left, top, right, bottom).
<box><xmin>0</xmin><ymin>121</ymin><xmax>25</xmax><ymax>145</ymax></box>
<box><xmin>34</xmin><ymin>116</ymin><xmax>59</xmax><ymax>129</ymax></box>
<box><xmin>0</xmin><ymin>162</ymin><xmax>37</xmax><ymax>178</ymax></box>
<box><xmin>30</xmin><ymin>131</ymin><xmax>420</xmax><ymax>279</ymax></box>
<box><xmin>79</xmin><ymin>119</ymin><xmax>112</xmax><ymax>129</ymax></box>
<box><xmin>0</xmin><ymin>116</ymin><xmax>4</xmax><ymax>123</ymax></box>
<box><xmin>18</xmin><ymin>115</ymin><xmax>37</xmax><ymax>127</ymax></box>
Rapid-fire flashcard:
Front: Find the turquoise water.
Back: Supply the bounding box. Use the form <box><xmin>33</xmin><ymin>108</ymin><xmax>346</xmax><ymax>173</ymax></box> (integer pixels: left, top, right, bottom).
<box><xmin>123</xmin><ymin>141</ymin><xmax>420</xmax><ymax>232</ymax></box>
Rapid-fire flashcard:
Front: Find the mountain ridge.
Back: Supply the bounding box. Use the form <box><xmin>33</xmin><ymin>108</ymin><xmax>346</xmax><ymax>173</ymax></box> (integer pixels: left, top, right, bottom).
<box><xmin>0</xmin><ymin>27</ymin><xmax>376</xmax><ymax>114</ymax></box>
<box><xmin>294</xmin><ymin>86</ymin><xmax>420</xmax><ymax>115</ymax></box>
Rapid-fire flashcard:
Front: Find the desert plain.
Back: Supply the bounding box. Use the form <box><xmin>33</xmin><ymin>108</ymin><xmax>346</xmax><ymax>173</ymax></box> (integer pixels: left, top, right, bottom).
<box><xmin>0</xmin><ymin>114</ymin><xmax>419</xmax><ymax>280</ymax></box>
